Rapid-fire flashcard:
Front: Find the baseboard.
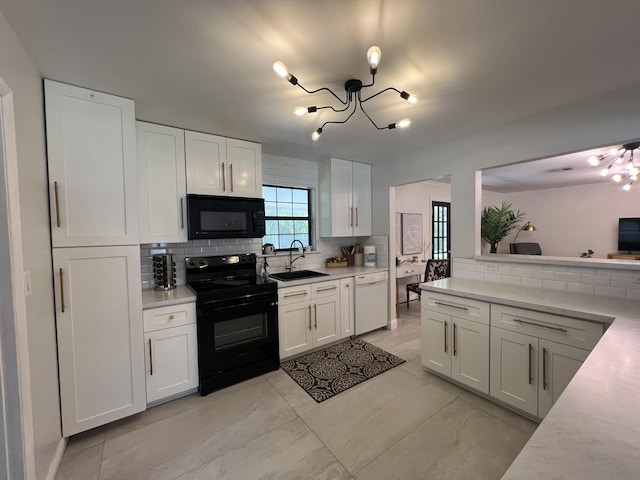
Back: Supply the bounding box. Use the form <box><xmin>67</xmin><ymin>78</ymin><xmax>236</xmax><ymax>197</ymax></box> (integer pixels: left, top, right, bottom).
<box><xmin>387</xmin><ymin>318</ymin><xmax>398</xmax><ymax>330</ymax></box>
<box><xmin>45</xmin><ymin>437</ymin><xmax>67</xmax><ymax>480</ymax></box>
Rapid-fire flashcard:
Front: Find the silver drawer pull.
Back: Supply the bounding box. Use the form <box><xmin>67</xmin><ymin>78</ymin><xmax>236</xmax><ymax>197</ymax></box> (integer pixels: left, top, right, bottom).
<box><xmin>283</xmin><ymin>291</ymin><xmax>308</xmax><ymax>298</ymax></box>
<box><xmin>316</xmin><ymin>285</ymin><xmax>337</xmax><ymax>292</ymax></box>
<box><xmin>434</xmin><ymin>301</ymin><xmax>469</xmax><ymax>311</ymax></box>
<box><xmin>513</xmin><ymin>318</ymin><xmax>568</xmax><ymax>333</ymax></box>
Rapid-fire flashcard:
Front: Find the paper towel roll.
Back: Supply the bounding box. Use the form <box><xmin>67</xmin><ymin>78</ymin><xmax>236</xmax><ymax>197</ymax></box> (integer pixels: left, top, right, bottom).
<box><xmin>364</xmin><ymin>245</ymin><xmax>376</xmax><ymax>267</ymax></box>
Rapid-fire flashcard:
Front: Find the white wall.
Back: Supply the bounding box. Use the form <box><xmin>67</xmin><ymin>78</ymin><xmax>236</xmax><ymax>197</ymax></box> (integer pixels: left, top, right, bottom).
<box><xmin>0</xmin><ymin>9</ymin><xmax>62</xmax><ymax>479</ymax></box>
<box><xmin>374</xmin><ymin>81</ymin><xmax>640</xmax><ymax>258</ymax></box>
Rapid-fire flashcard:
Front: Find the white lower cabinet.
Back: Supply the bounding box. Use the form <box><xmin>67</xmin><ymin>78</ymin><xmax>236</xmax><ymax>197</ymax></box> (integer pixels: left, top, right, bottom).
<box><xmin>489</xmin><ymin>304</ymin><xmax>602</xmax><ymax>418</ymax></box>
<box><xmin>53</xmin><ymin>245</ymin><xmax>145</xmax><ymax>436</ymax></box>
<box><xmin>278</xmin><ymin>280</ymin><xmax>341</xmax><ymax>359</ymax></box>
<box><xmin>143</xmin><ymin>303</ymin><xmax>198</xmax><ymax>404</ymax></box>
<box><xmin>422</xmin><ymin>298</ymin><xmax>490</xmax><ymax>394</ymax></box>
<box><xmin>339</xmin><ymin>277</ymin><xmax>355</xmax><ymax>337</ymax></box>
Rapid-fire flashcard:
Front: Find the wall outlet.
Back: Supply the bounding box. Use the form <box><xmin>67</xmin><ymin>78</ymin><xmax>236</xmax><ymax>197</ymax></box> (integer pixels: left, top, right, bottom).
<box><xmin>484</xmin><ymin>262</ymin><xmax>499</xmax><ymax>271</ymax></box>
<box><xmin>24</xmin><ymin>271</ymin><xmax>32</xmax><ymax>297</ymax></box>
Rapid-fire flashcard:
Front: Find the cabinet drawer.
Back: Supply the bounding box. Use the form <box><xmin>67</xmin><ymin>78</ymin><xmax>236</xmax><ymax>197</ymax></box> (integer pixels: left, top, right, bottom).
<box><xmin>422</xmin><ymin>292</ymin><xmax>490</xmax><ymax>325</ymax></box>
<box><xmin>312</xmin><ymin>280</ymin><xmax>341</xmax><ymax>299</ymax></box>
<box><xmin>278</xmin><ymin>285</ymin><xmax>312</xmax><ymax>306</ymax></box>
<box><xmin>491</xmin><ymin>304</ymin><xmax>603</xmax><ymax>350</ymax></box>
<box><xmin>143</xmin><ymin>303</ymin><xmax>195</xmax><ymax>332</ymax></box>
<box><xmin>397</xmin><ymin>265</ymin><xmax>422</xmax><ymax>279</ymax></box>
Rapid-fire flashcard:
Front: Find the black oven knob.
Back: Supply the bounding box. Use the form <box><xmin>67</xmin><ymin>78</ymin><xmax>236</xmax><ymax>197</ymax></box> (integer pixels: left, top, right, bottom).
<box><xmin>188</xmin><ymin>259</ymin><xmax>197</xmax><ymax>267</ymax></box>
<box><xmin>198</xmin><ymin>259</ymin><xmax>208</xmax><ymax>268</ymax></box>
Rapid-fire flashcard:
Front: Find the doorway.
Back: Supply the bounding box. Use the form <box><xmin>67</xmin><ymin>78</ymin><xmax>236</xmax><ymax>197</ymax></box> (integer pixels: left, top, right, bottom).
<box><xmin>432</xmin><ymin>201</ymin><xmax>451</xmax><ymax>259</ymax></box>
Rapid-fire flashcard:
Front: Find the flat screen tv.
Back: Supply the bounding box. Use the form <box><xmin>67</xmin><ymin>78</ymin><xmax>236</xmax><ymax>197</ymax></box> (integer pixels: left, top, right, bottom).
<box><xmin>618</xmin><ymin>217</ymin><xmax>640</xmax><ymax>253</ymax></box>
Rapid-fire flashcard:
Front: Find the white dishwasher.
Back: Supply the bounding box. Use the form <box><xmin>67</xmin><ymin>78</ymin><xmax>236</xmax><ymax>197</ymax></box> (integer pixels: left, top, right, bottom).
<box><xmin>355</xmin><ymin>271</ymin><xmax>389</xmax><ymax>335</ymax></box>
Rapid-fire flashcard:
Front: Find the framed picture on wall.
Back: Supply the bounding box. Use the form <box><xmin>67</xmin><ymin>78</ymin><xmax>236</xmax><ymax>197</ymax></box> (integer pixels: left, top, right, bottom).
<box><xmin>401</xmin><ymin>213</ymin><xmax>423</xmax><ymax>255</ymax></box>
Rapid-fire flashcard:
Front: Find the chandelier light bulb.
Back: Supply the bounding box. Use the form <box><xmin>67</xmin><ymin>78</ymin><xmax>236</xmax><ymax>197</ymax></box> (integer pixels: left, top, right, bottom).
<box><xmin>367</xmin><ymin>46</ymin><xmax>382</xmax><ymax>72</ymax></box>
<box><xmin>616</xmin><ymin>156</ymin><xmax>625</xmax><ymax>164</ymax></box>
<box><xmin>311</xmin><ymin>128</ymin><xmax>323</xmax><ymax>141</ymax></box>
<box><xmin>587</xmin><ymin>155</ymin><xmax>600</xmax><ymax>166</ymax></box>
<box><xmin>294</xmin><ymin>107</ymin><xmax>308</xmax><ymax>116</ymax></box>
<box><xmin>613</xmin><ymin>174</ymin><xmax>622</xmax><ymax>182</ymax></box>
<box><xmin>400</xmin><ymin>91</ymin><xmax>418</xmax><ymax>105</ymax></box>
<box><xmin>623</xmin><ymin>183</ymin><xmax>632</xmax><ymax>191</ymax></box>
<box><xmin>610</xmin><ymin>148</ymin><xmax>620</xmax><ymax>156</ymax></box>
<box><xmin>273</xmin><ymin>61</ymin><xmax>288</xmax><ymax>79</ymax></box>
<box><xmin>397</xmin><ymin>118</ymin><xmax>411</xmax><ymax>129</ymax></box>
<box><xmin>600</xmin><ymin>168</ymin><xmax>609</xmax><ymax>177</ymax></box>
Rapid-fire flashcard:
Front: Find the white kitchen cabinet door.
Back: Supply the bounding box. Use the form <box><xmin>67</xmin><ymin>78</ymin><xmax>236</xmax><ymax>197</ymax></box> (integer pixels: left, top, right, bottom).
<box><xmin>351</xmin><ymin>161</ymin><xmax>372</xmax><ymax>236</ymax></box>
<box><xmin>145</xmin><ymin>324</ymin><xmax>198</xmax><ymax>404</ymax></box>
<box><xmin>451</xmin><ymin>317</ymin><xmax>489</xmax><ymax>394</ymax></box>
<box><xmin>137</xmin><ymin>122</ymin><xmax>187</xmax><ymax>243</ymax></box>
<box><xmin>226</xmin><ymin>138</ymin><xmax>262</xmax><ymax>198</ymax></box>
<box><xmin>53</xmin><ymin>245</ymin><xmax>145</xmax><ymax>436</ymax></box>
<box><xmin>327</xmin><ymin>158</ymin><xmax>353</xmax><ymax>237</ymax></box>
<box><xmin>490</xmin><ymin>327</ymin><xmax>538</xmax><ymax>416</ymax></box>
<box><xmin>421</xmin><ymin>309</ymin><xmax>451</xmax><ymax>377</ymax></box>
<box><xmin>45</xmin><ymin>80</ymin><xmax>138</xmax><ymax>247</ymax></box>
<box><xmin>339</xmin><ymin>277</ymin><xmax>355</xmax><ymax>338</ymax></box>
<box><xmin>538</xmin><ymin>340</ymin><xmax>589</xmax><ymax>418</ymax></box>
<box><xmin>185</xmin><ymin>130</ymin><xmax>227</xmax><ymax>195</ymax></box>
<box><xmin>313</xmin><ymin>295</ymin><xmax>340</xmax><ymax>347</ymax></box>
<box><xmin>279</xmin><ymin>301</ymin><xmax>313</xmax><ymax>359</ymax></box>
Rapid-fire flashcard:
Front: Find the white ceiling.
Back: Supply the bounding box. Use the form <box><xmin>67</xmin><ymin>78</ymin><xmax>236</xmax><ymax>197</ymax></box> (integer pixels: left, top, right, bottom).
<box><xmin>2</xmin><ymin>0</ymin><xmax>640</xmax><ymax>180</ymax></box>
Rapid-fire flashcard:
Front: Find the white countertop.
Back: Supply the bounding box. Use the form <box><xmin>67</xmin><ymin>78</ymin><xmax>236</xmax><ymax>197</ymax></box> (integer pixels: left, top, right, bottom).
<box><xmin>475</xmin><ymin>253</ymin><xmax>640</xmax><ymax>271</ymax></box>
<box><xmin>269</xmin><ymin>265</ymin><xmax>388</xmax><ymax>287</ymax></box>
<box><xmin>142</xmin><ymin>285</ymin><xmax>196</xmax><ymax>309</ymax></box>
<box><xmin>420</xmin><ymin>277</ymin><xmax>640</xmax><ymax>479</ymax></box>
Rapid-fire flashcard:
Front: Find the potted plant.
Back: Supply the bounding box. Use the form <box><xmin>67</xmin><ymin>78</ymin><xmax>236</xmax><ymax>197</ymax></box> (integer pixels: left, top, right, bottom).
<box><xmin>481</xmin><ymin>201</ymin><xmax>525</xmax><ymax>253</ymax></box>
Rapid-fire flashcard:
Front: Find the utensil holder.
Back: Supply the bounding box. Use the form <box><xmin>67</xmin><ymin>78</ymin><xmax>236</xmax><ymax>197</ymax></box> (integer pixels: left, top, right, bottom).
<box><xmin>153</xmin><ymin>254</ymin><xmax>176</xmax><ymax>291</ymax></box>
<box><xmin>354</xmin><ymin>253</ymin><xmax>364</xmax><ymax>266</ymax></box>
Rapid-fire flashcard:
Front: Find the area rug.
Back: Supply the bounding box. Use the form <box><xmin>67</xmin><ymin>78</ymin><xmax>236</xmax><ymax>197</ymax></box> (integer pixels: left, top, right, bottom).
<box><xmin>280</xmin><ymin>338</ymin><xmax>406</xmax><ymax>403</ymax></box>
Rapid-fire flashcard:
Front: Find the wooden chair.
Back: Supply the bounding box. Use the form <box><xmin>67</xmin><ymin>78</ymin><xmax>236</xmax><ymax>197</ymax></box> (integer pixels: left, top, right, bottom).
<box><xmin>406</xmin><ymin>259</ymin><xmax>450</xmax><ymax>309</ymax></box>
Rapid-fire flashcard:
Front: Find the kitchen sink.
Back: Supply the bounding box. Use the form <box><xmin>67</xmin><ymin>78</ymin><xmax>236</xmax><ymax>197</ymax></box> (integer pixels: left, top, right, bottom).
<box><xmin>270</xmin><ymin>270</ymin><xmax>330</xmax><ymax>281</ymax></box>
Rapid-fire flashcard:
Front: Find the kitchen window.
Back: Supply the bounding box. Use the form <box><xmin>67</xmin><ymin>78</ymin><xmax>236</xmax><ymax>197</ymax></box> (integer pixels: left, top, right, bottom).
<box><xmin>262</xmin><ymin>185</ymin><xmax>312</xmax><ymax>249</ymax></box>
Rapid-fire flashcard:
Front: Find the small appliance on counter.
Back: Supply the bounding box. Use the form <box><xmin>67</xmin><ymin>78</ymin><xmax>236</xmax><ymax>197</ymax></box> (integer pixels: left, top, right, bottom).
<box><xmin>153</xmin><ymin>254</ymin><xmax>176</xmax><ymax>290</ymax></box>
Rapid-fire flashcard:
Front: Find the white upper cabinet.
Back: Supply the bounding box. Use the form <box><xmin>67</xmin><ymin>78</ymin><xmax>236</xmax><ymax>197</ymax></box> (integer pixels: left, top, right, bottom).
<box><xmin>319</xmin><ymin>157</ymin><xmax>372</xmax><ymax>237</ymax></box>
<box><xmin>185</xmin><ymin>131</ymin><xmax>262</xmax><ymax>198</ymax></box>
<box><xmin>45</xmin><ymin>80</ymin><xmax>138</xmax><ymax>246</ymax></box>
<box><xmin>137</xmin><ymin>122</ymin><xmax>187</xmax><ymax>243</ymax></box>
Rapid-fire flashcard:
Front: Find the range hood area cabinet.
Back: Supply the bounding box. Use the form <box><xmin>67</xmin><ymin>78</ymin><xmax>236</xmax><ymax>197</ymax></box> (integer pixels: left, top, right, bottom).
<box><xmin>185</xmin><ymin>130</ymin><xmax>262</xmax><ymax>198</ymax></box>
<box><xmin>137</xmin><ymin>121</ymin><xmax>188</xmax><ymax>243</ymax></box>
<box><xmin>319</xmin><ymin>158</ymin><xmax>372</xmax><ymax>237</ymax></box>
<box><xmin>45</xmin><ymin>80</ymin><xmax>145</xmax><ymax>436</ymax></box>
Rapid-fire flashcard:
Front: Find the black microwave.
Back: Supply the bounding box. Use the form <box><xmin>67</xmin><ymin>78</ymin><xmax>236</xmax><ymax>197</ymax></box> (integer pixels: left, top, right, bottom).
<box><xmin>187</xmin><ymin>194</ymin><xmax>265</xmax><ymax>240</ymax></box>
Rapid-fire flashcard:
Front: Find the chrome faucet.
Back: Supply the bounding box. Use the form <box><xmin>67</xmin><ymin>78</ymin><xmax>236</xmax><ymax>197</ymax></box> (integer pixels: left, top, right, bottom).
<box><xmin>286</xmin><ymin>239</ymin><xmax>306</xmax><ymax>271</ymax></box>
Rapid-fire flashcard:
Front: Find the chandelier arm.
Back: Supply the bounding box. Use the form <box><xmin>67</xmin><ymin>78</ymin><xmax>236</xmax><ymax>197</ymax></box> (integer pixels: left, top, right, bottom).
<box><xmin>358</xmin><ymin>94</ymin><xmax>386</xmax><ymax>130</ymax></box>
<box><xmin>360</xmin><ymin>72</ymin><xmax>376</xmax><ymax>89</ymax></box>
<box><xmin>296</xmin><ymin>83</ymin><xmax>348</xmax><ymax>105</ymax></box>
<box><xmin>318</xmin><ymin>100</ymin><xmax>359</xmax><ymax>130</ymax></box>
<box><xmin>316</xmin><ymin>96</ymin><xmax>352</xmax><ymax>113</ymax></box>
<box><xmin>360</xmin><ymin>86</ymin><xmax>400</xmax><ymax>103</ymax></box>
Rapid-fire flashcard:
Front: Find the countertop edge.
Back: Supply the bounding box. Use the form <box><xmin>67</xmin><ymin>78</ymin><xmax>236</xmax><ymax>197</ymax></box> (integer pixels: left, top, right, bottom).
<box><xmin>142</xmin><ymin>285</ymin><xmax>196</xmax><ymax>309</ymax></box>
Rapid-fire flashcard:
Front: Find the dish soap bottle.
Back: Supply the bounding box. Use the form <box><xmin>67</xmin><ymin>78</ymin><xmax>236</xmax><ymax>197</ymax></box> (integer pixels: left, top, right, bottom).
<box><xmin>262</xmin><ymin>259</ymin><xmax>270</xmax><ymax>281</ymax></box>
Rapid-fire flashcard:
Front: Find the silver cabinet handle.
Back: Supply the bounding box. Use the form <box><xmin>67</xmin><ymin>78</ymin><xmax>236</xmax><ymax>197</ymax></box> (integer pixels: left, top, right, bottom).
<box><xmin>453</xmin><ymin>323</ymin><xmax>457</xmax><ymax>356</ymax></box>
<box><xmin>542</xmin><ymin>347</ymin><xmax>548</xmax><ymax>390</ymax></box>
<box><xmin>350</xmin><ymin>207</ymin><xmax>354</xmax><ymax>227</ymax></box>
<box><xmin>314</xmin><ymin>304</ymin><xmax>318</xmax><ymax>328</ymax></box>
<box><xmin>149</xmin><ymin>338</ymin><xmax>154</xmax><ymax>376</ymax></box>
<box><xmin>434</xmin><ymin>301</ymin><xmax>468</xmax><ymax>311</ymax></box>
<box><xmin>180</xmin><ymin>197</ymin><xmax>184</xmax><ymax>229</ymax></box>
<box><xmin>316</xmin><ymin>285</ymin><xmax>337</xmax><ymax>292</ymax></box>
<box><xmin>54</xmin><ymin>181</ymin><xmax>61</xmax><ymax>228</ymax></box>
<box><xmin>222</xmin><ymin>162</ymin><xmax>226</xmax><ymax>191</ymax></box>
<box><xmin>528</xmin><ymin>343</ymin><xmax>533</xmax><ymax>385</ymax></box>
<box><xmin>308</xmin><ymin>305</ymin><xmax>312</xmax><ymax>330</ymax></box>
<box><xmin>513</xmin><ymin>318</ymin><xmax>568</xmax><ymax>333</ymax></box>
<box><xmin>59</xmin><ymin>268</ymin><xmax>65</xmax><ymax>313</ymax></box>
<box><xmin>355</xmin><ymin>206</ymin><xmax>358</xmax><ymax>227</ymax></box>
<box><xmin>229</xmin><ymin>164</ymin><xmax>234</xmax><ymax>192</ymax></box>
<box><xmin>444</xmin><ymin>320</ymin><xmax>448</xmax><ymax>353</ymax></box>
<box><xmin>284</xmin><ymin>291</ymin><xmax>308</xmax><ymax>298</ymax></box>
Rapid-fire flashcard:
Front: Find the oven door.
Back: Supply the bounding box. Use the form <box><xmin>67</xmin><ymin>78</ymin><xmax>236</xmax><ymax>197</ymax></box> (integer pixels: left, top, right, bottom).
<box><xmin>196</xmin><ymin>291</ymin><xmax>279</xmax><ymax>377</ymax></box>
<box><xmin>187</xmin><ymin>194</ymin><xmax>265</xmax><ymax>239</ymax></box>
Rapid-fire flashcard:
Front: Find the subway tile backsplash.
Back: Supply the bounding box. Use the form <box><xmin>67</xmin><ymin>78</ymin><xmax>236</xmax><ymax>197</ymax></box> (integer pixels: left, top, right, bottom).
<box><xmin>453</xmin><ymin>257</ymin><xmax>640</xmax><ymax>301</ymax></box>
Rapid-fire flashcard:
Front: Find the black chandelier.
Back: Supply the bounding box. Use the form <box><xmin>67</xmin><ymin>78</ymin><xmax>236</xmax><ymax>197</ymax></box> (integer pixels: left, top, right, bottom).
<box><xmin>588</xmin><ymin>141</ymin><xmax>640</xmax><ymax>191</ymax></box>
<box><xmin>273</xmin><ymin>46</ymin><xmax>417</xmax><ymax>141</ymax></box>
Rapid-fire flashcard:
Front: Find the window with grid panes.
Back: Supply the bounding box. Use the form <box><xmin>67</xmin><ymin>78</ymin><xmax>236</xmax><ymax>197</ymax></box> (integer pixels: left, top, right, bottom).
<box><xmin>262</xmin><ymin>185</ymin><xmax>312</xmax><ymax>249</ymax></box>
<box><xmin>432</xmin><ymin>201</ymin><xmax>451</xmax><ymax>259</ymax></box>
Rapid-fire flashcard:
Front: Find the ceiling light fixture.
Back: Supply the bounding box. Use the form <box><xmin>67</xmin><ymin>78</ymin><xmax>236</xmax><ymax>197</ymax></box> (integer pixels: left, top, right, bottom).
<box><xmin>588</xmin><ymin>142</ymin><xmax>640</xmax><ymax>191</ymax></box>
<box><xmin>273</xmin><ymin>46</ymin><xmax>417</xmax><ymax>141</ymax></box>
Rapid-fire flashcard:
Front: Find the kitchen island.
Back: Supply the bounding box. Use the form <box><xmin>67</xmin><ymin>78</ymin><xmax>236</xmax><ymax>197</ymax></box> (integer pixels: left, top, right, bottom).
<box><xmin>420</xmin><ymin>277</ymin><xmax>640</xmax><ymax>479</ymax></box>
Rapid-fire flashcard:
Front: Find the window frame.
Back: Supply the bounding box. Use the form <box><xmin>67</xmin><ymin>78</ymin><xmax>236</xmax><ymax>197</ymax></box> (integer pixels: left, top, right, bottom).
<box><xmin>432</xmin><ymin>201</ymin><xmax>451</xmax><ymax>260</ymax></box>
<box><xmin>262</xmin><ymin>184</ymin><xmax>313</xmax><ymax>251</ymax></box>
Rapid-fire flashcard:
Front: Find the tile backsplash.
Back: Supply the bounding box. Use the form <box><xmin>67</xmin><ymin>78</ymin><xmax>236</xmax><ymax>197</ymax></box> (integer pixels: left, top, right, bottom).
<box><xmin>452</xmin><ymin>257</ymin><xmax>640</xmax><ymax>301</ymax></box>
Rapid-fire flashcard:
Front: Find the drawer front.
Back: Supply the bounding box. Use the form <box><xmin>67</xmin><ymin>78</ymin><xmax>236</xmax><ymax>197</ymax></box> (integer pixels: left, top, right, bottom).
<box><xmin>422</xmin><ymin>292</ymin><xmax>490</xmax><ymax>325</ymax></box>
<box><xmin>312</xmin><ymin>280</ymin><xmax>341</xmax><ymax>299</ymax></box>
<box><xmin>491</xmin><ymin>304</ymin><xmax>603</xmax><ymax>350</ymax></box>
<box><xmin>143</xmin><ymin>302</ymin><xmax>195</xmax><ymax>333</ymax></box>
<box><xmin>278</xmin><ymin>285</ymin><xmax>312</xmax><ymax>306</ymax></box>
<box><xmin>397</xmin><ymin>265</ymin><xmax>422</xmax><ymax>279</ymax></box>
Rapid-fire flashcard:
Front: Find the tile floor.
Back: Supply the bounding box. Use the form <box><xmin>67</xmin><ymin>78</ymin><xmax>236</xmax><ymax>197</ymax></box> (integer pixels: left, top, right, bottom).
<box><xmin>55</xmin><ymin>303</ymin><xmax>538</xmax><ymax>480</ymax></box>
